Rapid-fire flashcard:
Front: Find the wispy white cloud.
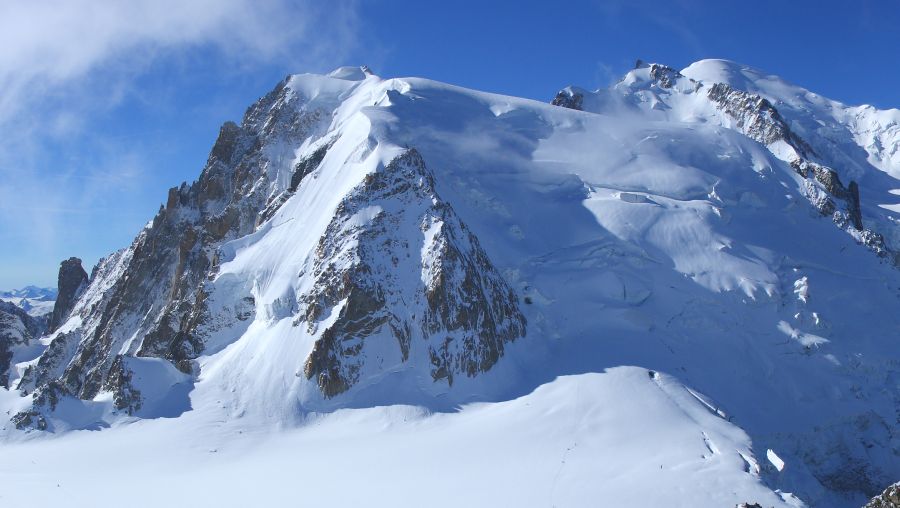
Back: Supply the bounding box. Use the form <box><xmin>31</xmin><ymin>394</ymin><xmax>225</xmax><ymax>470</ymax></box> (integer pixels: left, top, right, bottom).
<box><xmin>0</xmin><ymin>0</ymin><xmax>362</xmax><ymax>287</ymax></box>
<box><xmin>0</xmin><ymin>0</ymin><xmax>359</xmax><ymax>118</ymax></box>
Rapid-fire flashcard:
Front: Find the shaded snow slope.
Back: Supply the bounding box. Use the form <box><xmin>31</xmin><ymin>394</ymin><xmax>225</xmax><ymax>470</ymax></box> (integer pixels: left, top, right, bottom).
<box><xmin>0</xmin><ymin>369</ymin><xmax>802</xmax><ymax>508</ymax></box>
<box><xmin>2</xmin><ymin>62</ymin><xmax>899</xmax><ymax>507</ymax></box>
<box><xmin>683</xmin><ymin>59</ymin><xmax>900</xmax><ymax>181</ymax></box>
<box><xmin>0</xmin><ymin>301</ymin><xmax>45</xmax><ymax>388</ymax></box>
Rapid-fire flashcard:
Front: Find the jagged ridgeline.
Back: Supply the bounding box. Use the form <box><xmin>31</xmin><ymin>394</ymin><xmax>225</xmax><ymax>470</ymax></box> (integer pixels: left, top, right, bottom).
<box><xmin>15</xmin><ymin>79</ymin><xmax>307</xmax><ymax>425</ymax></box>
<box><xmin>0</xmin><ymin>301</ymin><xmax>44</xmax><ymax>387</ymax></box>
<box><xmin>12</xmin><ymin>69</ymin><xmax>527</xmax><ymax>429</ymax></box>
<box><xmin>300</xmin><ymin>149</ymin><xmax>524</xmax><ymax>397</ymax></box>
<box><xmin>4</xmin><ymin>60</ymin><xmax>898</xmax><ymax>507</ymax></box>
<box><xmin>553</xmin><ymin>62</ymin><xmax>896</xmax><ymax>265</ymax></box>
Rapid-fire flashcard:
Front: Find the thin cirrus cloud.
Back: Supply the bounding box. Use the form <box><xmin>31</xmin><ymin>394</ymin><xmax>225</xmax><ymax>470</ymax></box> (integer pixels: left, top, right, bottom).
<box><xmin>0</xmin><ymin>0</ymin><xmax>359</xmax><ymax>119</ymax></box>
<box><xmin>0</xmin><ymin>0</ymin><xmax>361</xmax><ymax>288</ymax></box>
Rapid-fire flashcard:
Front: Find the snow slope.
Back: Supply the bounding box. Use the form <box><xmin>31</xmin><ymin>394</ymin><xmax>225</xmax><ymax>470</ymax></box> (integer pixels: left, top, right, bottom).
<box><xmin>2</xmin><ymin>61</ymin><xmax>898</xmax><ymax>507</ymax></box>
<box><xmin>0</xmin><ymin>369</ymin><xmax>802</xmax><ymax>508</ymax></box>
<box><xmin>682</xmin><ymin>59</ymin><xmax>900</xmax><ymax>181</ymax></box>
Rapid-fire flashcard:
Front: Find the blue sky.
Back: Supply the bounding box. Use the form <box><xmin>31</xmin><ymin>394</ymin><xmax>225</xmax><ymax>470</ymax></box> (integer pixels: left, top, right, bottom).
<box><xmin>2</xmin><ymin>0</ymin><xmax>898</xmax><ymax>288</ymax></box>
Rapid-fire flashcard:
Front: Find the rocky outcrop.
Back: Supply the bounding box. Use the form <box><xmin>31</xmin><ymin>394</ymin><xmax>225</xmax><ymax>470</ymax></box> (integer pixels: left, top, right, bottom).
<box><xmin>708</xmin><ymin>79</ymin><xmax>900</xmax><ymax>269</ymax></box>
<box><xmin>103</xmin><ymin>355</ymin><xmax>142</xmax><ymax>415</ymax></box>
<box><xmin>10</xmin><ymin>409</ymin><xmax>47</xmax><ymax>431</ymax></box>
<box><xmin>69</xmin><ymin>80</ymin><xmax>312</xmax><ymax>394</ymax></box>
<box><xmin>699</xmin><ymin>76</ymin><xmax>897</xmax><ymax>264</ymax></box>
<box><xmin>0</xmin><ymin>301</ymin><xmax>43</xmax><ymax>387</ymax></box>
<box><xmin>551</xmin><ymin>88</ymin><xmax>583</xmax><ymax>110</ymax></box>
<box><xmin>47</xmin><ymin>257</ymin><xmax>88</xmax><ymax>332</ymax></box>
<box><xmin>301</xmin><ymin>149</ymin><xmax>526</xmax><ymax>397</ymax></box>
<box><xmin>15</xmin><ymin>75</ymin><xmax>336</xmax><ymax>424</ymax></box>
<box><xmin>701</xmin><ymin>73</ymin><xmax>900</xmax><ymax>269</ymax></box>
<box><xmin>555</xmin><ymin>66</ymin><xmax>895</xmax><ymax>269</ymax></box>
<box><xmin>865</xmin><ymin>482</ymin><xmax>900</xmax><ymax>508</ymax></box>
<box><xmin>847</xmin><ymin>181</ymin><xmax>863</xmax><ymax>231</ymax></box>
<box><xmin>707</xmin><ymin>82</ymin><xmax>815</xmax><ymax>157</ymax></box>
<box><xmin>647</xmin><ymin>63</ymin><xmax>682</xmax><ymax>88</ymax></box>
<box><xmin>706</xmin><ymin>83</ymin><xmax>897</xmax><ymax>265</ymax></box>
<box><xmin>792</xmin><ymin>160</ymin><xmax>857</xmax><ymax>213</ymax></box>
<box><xmin>15</xmin><ymin>330</ymin><xmax>76</xmax><ymax>394</ymax></box>
<box><xmin>787</xmin><ymin>158</ymin><xmax>895</xmax><ymax>264</ymax></box>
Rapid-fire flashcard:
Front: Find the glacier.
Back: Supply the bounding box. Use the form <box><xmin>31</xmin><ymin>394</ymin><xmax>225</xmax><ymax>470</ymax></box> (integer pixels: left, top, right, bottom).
<box><xmin>1</xmin><ymin>59</ymin><xmax>898</xmax><ymax>508</ymax></box>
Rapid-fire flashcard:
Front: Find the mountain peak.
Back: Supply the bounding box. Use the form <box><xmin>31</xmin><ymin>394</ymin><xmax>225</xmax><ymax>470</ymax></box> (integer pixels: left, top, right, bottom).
<box><xmin>682</xmin><ymin>58</ymin><xmax>791</xmax><ymax>93</ymax></box>
<box><xmin>326</xmin><ymin>65</ymin><xmax>375</xmax><ymax>81</ymax></box>
<box><xmin>616</xmin><ymin>61</ymin><xmax>690</xmax><ymax>92</ymax></box>
<box><xmin>3</xmin><ymin>61</ymin><xmax>899</xmax><ymax>507</ymax></box>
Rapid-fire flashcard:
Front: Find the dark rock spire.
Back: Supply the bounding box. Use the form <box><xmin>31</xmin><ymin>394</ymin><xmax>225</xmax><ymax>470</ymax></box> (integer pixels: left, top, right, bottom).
<box><xmin>48</xmin><ymin>257</ymin><xmax>88</xmax><ymax>332</ymax></box>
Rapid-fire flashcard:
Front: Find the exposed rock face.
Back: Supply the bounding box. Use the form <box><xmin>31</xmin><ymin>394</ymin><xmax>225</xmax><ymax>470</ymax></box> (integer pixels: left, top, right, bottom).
<box><xmin>702</xmin><ymin>80</ymin><xmax>898</xmax><ymax>263</ymax></box>
<box><xmin>10</xmin><ymin>409</ymin><xmax>47</xmax><ymax>431</ymax></box>
<box><xmin>551</xmin><ymin>88</ymin><xmax>584</xmax><ymax>110</ymax></box>
<box><xmin>866</xmin><ymin>482</ymin><xmax>900</xmax><ymax>508</ymax></box>
<box><xmin>301</xmin><ymin>149</ymin><xmax>526</xmax><ymax>397</ymax></box>
<box><xmin>0</xmin><ymin>301</ymin><xmax>43</xmax><ymax>387</ymax></box>
<box><xmin>15</xmin><ymin>330</ymin><xmax>76</xmax><ymax>394</ymax></box>
<box><xmin>846</xmin><ymin>181</ymin><xmax>864</xmax><ymax>231</ymax></box>
<box><xmin>47</xmin><ymin>257</ymin><xmax>88</xmax><ymax>332</ymax></box>
<box><xmin>3</xmin><ymin>62</ymin><xmax>897</xmax><ymax>507</ymax></box>
<box><xmin>789</xmin><ymin>158</ymin><xmax>894</xmax><ymax>263</ymax></box>
<box><xmin>103</xmin><ymin>355</ymin><xmax>142</xmax><ymax>415</ymax></box>
<box><xmin>647</xmin><ymin>63</ymin><xmax>682</xmax><ymax>88</ymax></box>
<box><xmin>555</xmin><ymin>63</ymin><xmax>897</xmax><ymax>268</ymax></box>
<box><xmin>707</xmin><ymin>82</ymin><xmax>815</xmax><ymax>157</ymax></box>
<box><xmin>15</xmin><ymin>76</ymin><xmax>336</xmax><ymax>424</ymax></box>
<box><xmin>15</xmin><ymin>70</ymin><xmax>524</xmax><ymax>424</ymax></box>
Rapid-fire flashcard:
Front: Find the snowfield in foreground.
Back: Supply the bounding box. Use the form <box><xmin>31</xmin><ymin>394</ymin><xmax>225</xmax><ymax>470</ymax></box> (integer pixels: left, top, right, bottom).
<box><xmin>1</xmin><ymin>60</ymin><xmax>898</xmax><ymax>507</ymax></box>
<box><xmin>1</xmin><ymin>369</ymin><xmax>801</xmax><ymax>508</ymax></box>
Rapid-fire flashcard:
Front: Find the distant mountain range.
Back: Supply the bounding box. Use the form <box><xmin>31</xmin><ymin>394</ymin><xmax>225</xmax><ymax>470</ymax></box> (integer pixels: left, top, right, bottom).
<box><xmin>0</xmin><ymin>285</ymin><xmax>56</xmax><ymax>318</ymax></box>
<box><xmin>0</xmin><ymin>286</ymin><xmax>57</xmax><ymax>301</ymax></box>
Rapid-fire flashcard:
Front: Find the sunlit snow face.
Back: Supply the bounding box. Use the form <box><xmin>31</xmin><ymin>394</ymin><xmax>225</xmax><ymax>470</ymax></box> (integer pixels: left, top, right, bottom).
<box><xmin>3</xmin><ymin>59</ymin><xmax>898</xmax><ymax>508</ymax></box>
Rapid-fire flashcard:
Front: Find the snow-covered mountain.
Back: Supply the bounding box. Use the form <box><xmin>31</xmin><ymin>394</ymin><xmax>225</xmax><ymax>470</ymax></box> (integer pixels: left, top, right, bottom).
<box><xmin>0</xmin><ymin>286</ymin><xmax>58</xmax><ymax>301</ymax></box>
<box><xmin>2</xmin><ymin>60</ymin><xmax>898</xmax><ymax>508</ymax></box>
